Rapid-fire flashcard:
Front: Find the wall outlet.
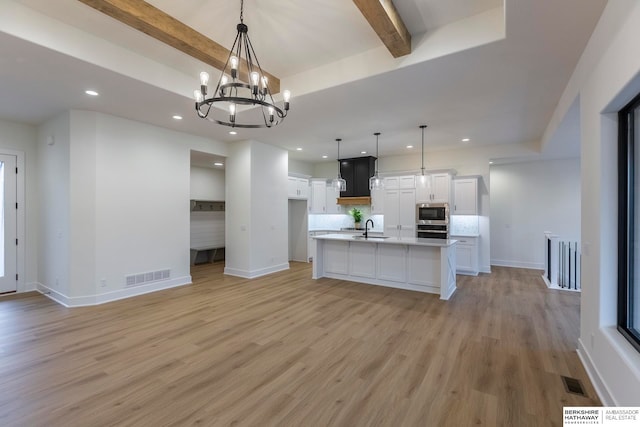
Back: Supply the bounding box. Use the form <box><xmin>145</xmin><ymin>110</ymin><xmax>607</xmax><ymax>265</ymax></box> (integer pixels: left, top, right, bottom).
<box><xmin>55</xmin><ymin>278</ymin><xmax>59</xmax><ymax>288</ymax></box>
<box><xmin>100</xmin><ymin>278</ymin><xmax>107</xmax><ymax>288</ymax></box>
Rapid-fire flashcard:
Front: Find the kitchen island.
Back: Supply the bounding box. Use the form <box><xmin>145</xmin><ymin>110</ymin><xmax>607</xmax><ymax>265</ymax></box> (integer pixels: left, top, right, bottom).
<box><xmin>312</xmin><ymin>234</ymin><xmax>457</xmax><ymax>300</ymax></box>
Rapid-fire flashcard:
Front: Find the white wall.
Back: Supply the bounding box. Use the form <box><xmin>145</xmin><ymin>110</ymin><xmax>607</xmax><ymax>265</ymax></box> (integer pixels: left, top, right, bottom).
<box><xmin>0</xmin><ymin>118</ymin><xmax>38</xmax><ymax>291</ymax></box>
<box><xmin>288</xmin><ymin>158</ymin><xmax>314</xmax><ymax>176</ymax></box>
<box><xmin>554</xmin><ymin>0</ymin><xmax>640</xmax><ymax>405</ymax></box>
<box><xmin>225</xmin><ymin>140</ymin><xmax>289</xmax><ymax>278</ymax></box>
<box><xmin>34</xmin><ymin>110</ymin><xmax>228</xmax><ymax>305</ymax></box>
<box><xmin>37</xmin><ymin>112</ymin><xmax>70</xmax><ymax>296</ymax></box>
<box><xmin>190</xmin><ymin>166</ymin><xmax>225</xmax><ymax>201</ymax></box>
<box><xmin>490</xmin><ymin>158</ymin><xmax>580</xmax><ymax>269</ymax></box>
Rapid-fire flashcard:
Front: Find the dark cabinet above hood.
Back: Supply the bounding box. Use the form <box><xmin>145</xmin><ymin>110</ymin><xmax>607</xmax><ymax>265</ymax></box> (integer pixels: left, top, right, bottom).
<box><xmin>339</xmin><ymin>156</ymin><xmax>376</xmax><ymax>199</ymax></box>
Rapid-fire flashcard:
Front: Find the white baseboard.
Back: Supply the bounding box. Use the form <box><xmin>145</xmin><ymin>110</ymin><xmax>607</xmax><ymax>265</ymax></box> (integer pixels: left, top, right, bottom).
<box><xmin>224</xmin><ymin>263</ymin><xmax>289</xmax><ymax>279</ymax></box>
<box><xmin>541</xmin><ymin>274</ymin><xmax>580</xmax><ymax>292</ymax></box>
<box><xmin>490</xmin><ymin>259</ymin><xmax>544</xmax><ymax>270</ymax></box>
<box><xmin>36</xmin><ymin>276</ymin><xmax>192</xmax><ymax>307</ymax></box>
<box><xmin>577</xmin><ymin>338</ymin><xmax>615</xmax><ymax>406</ymax></box>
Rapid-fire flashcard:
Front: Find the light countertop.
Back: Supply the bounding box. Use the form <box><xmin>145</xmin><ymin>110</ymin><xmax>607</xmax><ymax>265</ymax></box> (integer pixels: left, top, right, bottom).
<box><xmin>312</xmin><ymin>233</ymin><xmax>457</xmax><ymax>247</ymax></box>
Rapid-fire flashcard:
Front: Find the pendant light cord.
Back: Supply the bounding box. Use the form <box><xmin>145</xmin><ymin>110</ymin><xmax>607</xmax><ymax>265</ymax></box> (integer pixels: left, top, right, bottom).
<box><xmin>374</xmin><ymin>132</ymin><xmax>380</xmax><ymax>175</ymax></box>
<box><xmin>420</xmin><ymin>125</ymin><xmax>427</xmax><ymax>175</ymax></box>
<box><xmin>240</xmin><ymin>0</ymin><xmax>244</xmax><ymax>23</ymax></box>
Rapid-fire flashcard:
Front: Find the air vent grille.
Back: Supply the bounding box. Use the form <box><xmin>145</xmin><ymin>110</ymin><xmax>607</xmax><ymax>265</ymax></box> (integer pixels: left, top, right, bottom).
<box><xmin>561</xmin><ymin>376</ymin><xmax>587</xmax><ymax>397</ymax></box>
<box><xmin>125</xmin><ymin>269</ymin><xmax>171</xmax><ymax>287</ymax></box>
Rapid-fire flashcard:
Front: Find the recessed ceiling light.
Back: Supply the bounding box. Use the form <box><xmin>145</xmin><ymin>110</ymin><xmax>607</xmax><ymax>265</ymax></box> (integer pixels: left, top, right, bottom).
<box><xmin>489</xmin><ymin>161</ymin><xmax>494</xmax><ymax>165</ymax></box>
<box><xmin>406</xmin><ymin>145</ymin><xmax>414</xmax><ymax>149</ymax></box>
<box><xmin>172</xmin><ymin>115</ymin><xmax>183</xmax><ymax>120</ymax></box>
<box><xmin>462</xmin><ymin>138</ymin><xmax>470</xmax><ymax>142</ymax></box>
<box><xmin>322</xmin><ymin>155</ymin><xmax>328</xmax><ymax>159</ymax></box>
<box><xmin>85</xmin><ymin>90</ymin><xmax>99</xmax><ymax>96</ymax></box>
<box><xmin>229</xmin><ymin>131</ymin><xmax>237</xmax><ymax>135</ymax></box>
<box><xmin>361</xmin><ymin>151</ymin><xmax>367</xmax><ymax>154</ymax></box>
<box><xmin>296</xmin><ymin>147</ymin><xmax>302</xmax><ymax>151</ymax></box>
<box><xmin>214</xmin><ymin>162</ymin><xmax>224</xmax><ymax>167</ymax></box>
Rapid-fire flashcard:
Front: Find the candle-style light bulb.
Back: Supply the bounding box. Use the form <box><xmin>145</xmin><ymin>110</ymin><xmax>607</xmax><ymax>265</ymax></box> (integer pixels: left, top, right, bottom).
<box><xmin>283</xmin><ymin>90</ymin><xmax>291</xmax><ymax>110</ymax></box>
<box><xmin>251</xmin><ymin>72</ymin><xmax>259</xmax><ymax>95</ymax></box>
<box><xmin>261</xmin><ymin>76</ymin><xmax>268</xmax><ymax>96</ymax></box>
<box><xmin>268</xmin><ymin>106</ymin><xmax>274</xmax><ymax>123</ymax></box>
<box><xmin>199</xmin><ymin>71</ymin><xmax>209</xmax><ymax>96</ymax></box>
<box><xmin>220</xmin><ymin>75</ymin><xmax>228</xmax><ymax>96</ymax></box>
<box><xmin>199</xmin><ymin>71</ymin><xmax>209</xmax><ymax>86</ymax></box>
<box><xmin>230</xmin><ymin>56</ymin><xmax>239</xmax><ymax>79</ymax></box>
<box><xmin>193</xmin><ymin>90</ymin><xmax>204</xmax><ymax>103</ymax></box>
<box><xmin>229</xmin><ymin>104</ymin><xmax>236</xmax><ymax>123</ymax></box>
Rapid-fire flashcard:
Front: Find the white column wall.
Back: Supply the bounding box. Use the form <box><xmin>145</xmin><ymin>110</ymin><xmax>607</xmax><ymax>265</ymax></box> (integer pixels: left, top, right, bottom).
<box><xmin>225</xmin><ymin>140</ymin><xmax>289</xmax><ymax>278</ymax></box>
<box><xmin>36</xmin><ymin>112</ymin><xmax>71</xmax><ymax>296</ymax></box>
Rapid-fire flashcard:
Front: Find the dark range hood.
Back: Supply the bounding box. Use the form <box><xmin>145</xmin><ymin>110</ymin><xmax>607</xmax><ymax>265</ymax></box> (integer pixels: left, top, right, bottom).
<box><xmin>337</xmin><ymin>156</ymin><xmax>376</xmax><ymax>205</ymax></box>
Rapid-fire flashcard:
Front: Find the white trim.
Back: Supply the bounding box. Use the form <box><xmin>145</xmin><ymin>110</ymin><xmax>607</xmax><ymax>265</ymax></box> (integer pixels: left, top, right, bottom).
<box><xmin>0</xmin><ymin>148</ymin><xmax>25</xmax><ymax>293</ymax></box>
<box><xmin>224</xmin><ymin>263</ymin><xmax>289</xmax><ymax>279</ymax></box>
<box><xmin>541</xmin><ymin>274</ymin><xmax>580</xmax><ymax>292</ymax></box>
<box><xmin>36</xmin><ymin>276</ymin><xmax>192</xmax><ymax>307</ymax></box>
<box><xmin>577</xmin><ymin>338</ymin><xmax>615</xmax><ymax>406</ymax></box>
<box><xmin>490</xmin><ymin>259</ymin><xmax>544</xmax><ymax>270</ymax></box>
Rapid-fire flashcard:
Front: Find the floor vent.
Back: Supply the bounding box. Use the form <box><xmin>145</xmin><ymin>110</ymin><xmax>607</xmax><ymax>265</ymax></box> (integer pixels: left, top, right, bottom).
<box><xmin>561</xmin><ymin>375</ymin><xmax>587</xmax><ymax>397</ymax></box>
<box><xmin>125</xmin><ymin>269</ymin><xmax>171</xmax><ymax>287</ymax></box>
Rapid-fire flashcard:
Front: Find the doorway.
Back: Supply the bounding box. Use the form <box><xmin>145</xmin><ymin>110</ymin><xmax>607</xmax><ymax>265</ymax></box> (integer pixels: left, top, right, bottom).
<box><xmin>0</xmin><ymin>154</ymin><xmax>17</xmax><ymax>293</ymax></box>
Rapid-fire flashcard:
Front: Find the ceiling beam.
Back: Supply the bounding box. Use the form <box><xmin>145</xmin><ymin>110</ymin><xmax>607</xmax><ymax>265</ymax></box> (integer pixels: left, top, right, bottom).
<box><xmin>77</xmin><ymin>0</ymin><xmax>281</xmax><ymax>93</ymax></box>
<box><xmin>352</xmin><ymin>0</ymin><xmax>411</xmax><ymax>58</ymax></box>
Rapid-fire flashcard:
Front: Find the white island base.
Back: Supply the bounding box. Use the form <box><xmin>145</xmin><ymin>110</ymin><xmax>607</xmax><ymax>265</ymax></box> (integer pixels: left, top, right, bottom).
<box><xmin>312</xmin><ymin>234</ymin><xmax>457</xmax><ymax>300</ymax></box>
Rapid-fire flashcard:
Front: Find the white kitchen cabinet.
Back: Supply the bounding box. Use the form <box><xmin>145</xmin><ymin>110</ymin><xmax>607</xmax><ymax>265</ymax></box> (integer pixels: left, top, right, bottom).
<box><xmin>376</xmin><ymin>244</ymin><xmax>406</xmax><ymax>283</ymax></box>
<box><xmin>383</xmin><ymin>188</ymin><xmax>416</xmax><ymax>238</ymax></box>
<box><xmin>453</xmin><ymin>178</ymin><xmax>478</xmax><ymax>215</ymax></box>
<box><xmin>309</xmin><ymin>180</ymin><xmax>327</xmax><ymax>213</ymax></box>
<box><xmin>415</xmin><ymin>173</ymin><xmax>451</xmax><ymax>204</ymax></box>
<box><xmin>287</xmin><ymin>176</ymin><xmax>309</xmax><ymax>199</ymax></box>
<box><xmin>452</xmin><ymin>236</ymin><xmax>478</xmax><ymax>275</ymax></box>
<box><xmin>325</xmin><ymin>185</ymin><xmax>342</xmax><ymax>214</ymax></box>
<box><xmin>371</xmin><ymin>187</ymin><xmax>385</xmax><ymax>214</ymax></box>
<box><xmin>384</xmin><ymin>175</ymin><xmax>415</xmax><ymax>190</ymax></box>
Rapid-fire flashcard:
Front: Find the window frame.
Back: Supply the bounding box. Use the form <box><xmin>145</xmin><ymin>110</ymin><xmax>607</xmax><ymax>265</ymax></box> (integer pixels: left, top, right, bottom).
<box><xmin>618</xmin><ymin>91</ymin><xmax>640</xmax><ymax>353</ymax></box>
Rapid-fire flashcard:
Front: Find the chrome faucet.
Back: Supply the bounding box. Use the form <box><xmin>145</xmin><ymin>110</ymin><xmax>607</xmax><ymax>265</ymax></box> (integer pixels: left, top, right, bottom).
<box><xmin>364</xmin><ymin>219</ymin><xmax>374</xmax><ymax>239</ymax></box>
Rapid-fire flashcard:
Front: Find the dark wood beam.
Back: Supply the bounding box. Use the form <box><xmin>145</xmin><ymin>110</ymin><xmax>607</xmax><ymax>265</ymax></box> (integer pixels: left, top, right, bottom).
<box><xmin>352</xmin><ymin>0</ymin><xmax>411</xmax><ymax>58</ymax></box>
<box><xmin>77</xmin><ymin>0</ymin><xmax>281</xmax><ymax>93</ymax></box>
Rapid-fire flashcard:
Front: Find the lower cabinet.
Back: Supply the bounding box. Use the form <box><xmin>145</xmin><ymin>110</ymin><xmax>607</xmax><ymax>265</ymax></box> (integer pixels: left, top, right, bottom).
<box><xmin>452</xmin><ymin>236</ymin><xmax>478</xmax><ymax>275</ymax></box>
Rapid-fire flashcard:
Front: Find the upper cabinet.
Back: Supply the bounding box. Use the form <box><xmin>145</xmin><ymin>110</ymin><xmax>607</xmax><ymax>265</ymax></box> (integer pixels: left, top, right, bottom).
<box><xmin>309</xmin><ymin>180</ymin><xmax>327</xmax><ymax>213</ymax></box>
<box><xmin>385</xmin><ymin>175</ymin><xmax>415</xmax><ymax>190</ymax></box>
<box><xmin>339</xmin><ymin>156</ymin><xmax>376</xmax><ymax>197</ymax></box>
<box><xmin>288</xmin><ymin>175</ymin><xmax>309</xmax><ymax>200</ymax></box>
<box><xmin>415</xmin><ymin>173</ymin><xmax>451</xmax><ymax>204</ymax></box>
<box><xmin>453</xmin><ymin>178</ymin><xmax>478</xmax><ymax>215</ymax></box>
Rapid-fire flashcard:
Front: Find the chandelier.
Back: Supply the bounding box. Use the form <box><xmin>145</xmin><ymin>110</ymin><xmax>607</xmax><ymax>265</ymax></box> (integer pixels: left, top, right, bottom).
<box><xmin>193</xmin><ymin>0</ymin><xmax>291</xmax><ymax>128</ymax></box>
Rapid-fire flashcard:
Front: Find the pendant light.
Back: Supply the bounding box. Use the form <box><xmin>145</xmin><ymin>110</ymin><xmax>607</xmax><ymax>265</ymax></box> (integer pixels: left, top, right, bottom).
<box><xmin>417</xmin><ymin>125</ymin><xmax>428</xmax><ymax>183</ymax></box>
<box><xmin>369</xmin><ymin>132</ymin><xmax>384</xmax><ymax>190</ymax></box>
<box><xmin>331</xmin><ymin>138</ymin><xmax>347</xmax><ymax>192</ymax></box>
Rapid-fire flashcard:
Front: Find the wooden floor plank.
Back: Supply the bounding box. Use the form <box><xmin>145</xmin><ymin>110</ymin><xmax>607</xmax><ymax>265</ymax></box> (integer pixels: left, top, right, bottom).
<box><xmin>0</xmin><ymin>263</ymin><xmax>599</xmax><ymax>426</ymax></box>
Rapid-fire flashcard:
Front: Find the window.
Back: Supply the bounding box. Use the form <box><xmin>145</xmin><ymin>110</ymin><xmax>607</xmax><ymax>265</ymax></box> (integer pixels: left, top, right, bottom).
<box><xmin>618</xmin><ymin>91</ymin><xmax>640</xmax><ymax>353</ymax></box>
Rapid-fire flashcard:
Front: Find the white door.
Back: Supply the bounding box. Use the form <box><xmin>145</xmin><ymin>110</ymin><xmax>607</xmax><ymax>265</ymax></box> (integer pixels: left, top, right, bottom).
<box><xmin>0</xmin><ymin>155</ymin><xmax>17</xmax><ymax>293</ymax></box>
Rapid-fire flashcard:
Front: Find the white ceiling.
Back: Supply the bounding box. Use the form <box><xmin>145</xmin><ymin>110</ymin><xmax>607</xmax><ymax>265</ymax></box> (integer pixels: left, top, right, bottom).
<box><xmin>1</xmin><ymin>0</ymin><xmax>607</xmax><ymax>163</ymax></box>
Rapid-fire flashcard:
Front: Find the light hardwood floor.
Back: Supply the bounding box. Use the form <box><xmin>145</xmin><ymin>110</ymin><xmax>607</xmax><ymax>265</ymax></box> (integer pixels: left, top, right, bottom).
<box><xmin>0</xmin><ymin>263</ymin><xmax>598</xmax><ymax>426</ymax></box>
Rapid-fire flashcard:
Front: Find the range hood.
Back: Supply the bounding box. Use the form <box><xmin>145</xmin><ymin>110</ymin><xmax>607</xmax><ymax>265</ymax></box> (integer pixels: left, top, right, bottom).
<box><xmin>336</xmin><ymin>156</ymin><xmax>376</xmax><ymax>205</ymax></box>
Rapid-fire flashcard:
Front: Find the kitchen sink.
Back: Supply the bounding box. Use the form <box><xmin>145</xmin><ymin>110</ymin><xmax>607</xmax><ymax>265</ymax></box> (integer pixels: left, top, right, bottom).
<box><xmin>352</xmin><ymin>235</ymin><xmax>390</xmax><ymax>241</ymax></box>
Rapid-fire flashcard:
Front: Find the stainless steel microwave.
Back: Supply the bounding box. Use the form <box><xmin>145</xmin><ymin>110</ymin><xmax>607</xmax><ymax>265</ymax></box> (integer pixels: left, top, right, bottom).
<box><xmin>416</xmin><ymin>203</ymin><xmax>449</xmax><ymax>225</ymax></box>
